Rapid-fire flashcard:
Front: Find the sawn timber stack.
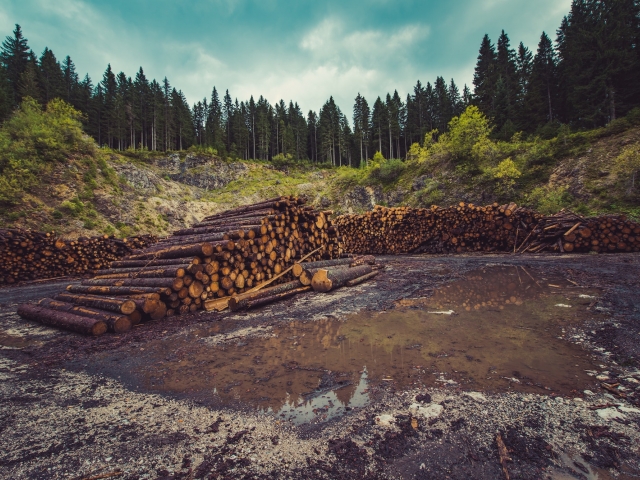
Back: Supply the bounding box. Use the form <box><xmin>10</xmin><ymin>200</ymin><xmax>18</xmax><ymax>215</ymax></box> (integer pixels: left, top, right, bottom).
<box><xmin>17</xmin><ymin>196</ymin><xmax>342</xmax><ymax>335</ymax></box>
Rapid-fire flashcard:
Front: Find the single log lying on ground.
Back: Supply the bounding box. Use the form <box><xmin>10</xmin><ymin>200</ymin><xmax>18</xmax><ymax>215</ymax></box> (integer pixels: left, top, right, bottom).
<box><xmin>345</xmin><ymin>270</ymin><xmax>379</xmax><ymax>287</ymax></box>
<box><xmin>311</xmin><ymin>265</ymin><xmax>374</xmax><ymax>292</ymax></box>
<box><xmin>38</xmin><ymin>298</ymin><xmax>131</xmax><ymax>333</ymax></box>
<box><xmin>125</xmin><ymin>242</ymin><xmax>215</xmax><ymax>260</ymax></box>
<box><xmin>17</xmin><ymin>304</ymin><xmax>107</xmax><ymax>336</ymax></box>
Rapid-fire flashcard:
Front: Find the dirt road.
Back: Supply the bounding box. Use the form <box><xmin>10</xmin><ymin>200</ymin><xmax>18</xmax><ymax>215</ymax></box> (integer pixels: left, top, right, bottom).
<box><xmin>1</xmin><ymin>253</ymin><xmax>639</xmax><ymax>479</ymax></box>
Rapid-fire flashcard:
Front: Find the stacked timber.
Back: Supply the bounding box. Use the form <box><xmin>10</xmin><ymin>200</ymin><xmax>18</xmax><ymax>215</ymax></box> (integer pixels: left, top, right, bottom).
<box><xmin>0</xmin><ymin>230</ymin><xmax>156</xmax><ymax>284</ymax></box>
<box><xmin>336</xmin><ymin>203</ymin><xmax>640</xmax><ymax>255</ymax></box>
<box><xmin>17</xmin><ymin>196</ymin><xmax>342</xmax><ymax>335</ymax></box>
<box><xmin>517</xmin><ymin>210</ymin><xmax>640</xmax><ymax>253</ymax></box>
<box><xmin>337</xmin><ymin>202</ymin><xmax>540</xmax><ymax>254</ymax></box>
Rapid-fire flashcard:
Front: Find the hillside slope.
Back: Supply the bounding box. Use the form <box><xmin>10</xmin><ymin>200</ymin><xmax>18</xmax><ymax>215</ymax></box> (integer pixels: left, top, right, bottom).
<box><xmin>1</xmin><ymin>102</ymin><xmax>639</xmax><ymax>238</ymax></box>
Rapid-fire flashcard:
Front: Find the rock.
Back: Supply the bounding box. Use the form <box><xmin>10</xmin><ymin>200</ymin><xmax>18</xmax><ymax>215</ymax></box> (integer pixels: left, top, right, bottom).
<box><xmin>618</xmin><ymin>406</ymin><xmax>640</xmax><ymax>414</ymax></box>
<box><xmin>375</xmin><ymin>414</ymin><xmax>395</xmax><ymax>427</ymax></box>
<box><xmin>409</xmin><ymin>403</ymin><xmax>443</xmax><ymax>420</ymax></box>
<box><xmin>596</xmin><ymin>407</ymin><xmax>626</xmax><ymax>421</ymax></box>
<box><xmin>595</xmin><ymin>375</ymin><xmax>610</xmax><ymax>381</ymax></box>
<box><xmin>153</xmin><ymin>154</ymin><xmax>248</xmax><ymax>190</ymax></box>
<box><xmin>415</xmin><ymin>393</ymin><xmax>431</xmax><ymax>404</ymax></box>
<box><xmin>463</xmin><ymin>392</ymin><xmax>487</xmax><ymax>403</ymax></box>
<box><xmin>583</xmin><ymin>390</ymin><xmax>595</xmax><ymax>396</ymax></box>
<box><xmin>113</xmin><ymin>163</ymin><xmax>162</xmax><ymax>191</ymax></box>
<box><xmin>412</xmin><ymin>175</ymin><xmax>432</xmax><ymax>192</ymax></box>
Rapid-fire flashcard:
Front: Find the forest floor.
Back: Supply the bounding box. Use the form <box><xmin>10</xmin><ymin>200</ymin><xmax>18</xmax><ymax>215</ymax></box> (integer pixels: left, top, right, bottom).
<box><xmin>1</xmin><ymin>253</ymin><xmax>640</xmax><ymax>480</ymax></box>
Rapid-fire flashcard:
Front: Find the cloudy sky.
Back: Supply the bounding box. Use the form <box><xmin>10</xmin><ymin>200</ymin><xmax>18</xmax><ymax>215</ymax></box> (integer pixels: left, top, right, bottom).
<box><xmin>0</xmin><ymin>0</ymin><xmax>571</xmax><ymax>116</ymax></box>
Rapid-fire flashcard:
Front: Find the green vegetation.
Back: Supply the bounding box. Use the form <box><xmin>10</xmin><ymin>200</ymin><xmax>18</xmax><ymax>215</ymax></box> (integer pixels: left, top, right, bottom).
<box><xmin>0</xmin><ymin>97</ymin><xmax>94</xmax><ymax>204</ymax></box>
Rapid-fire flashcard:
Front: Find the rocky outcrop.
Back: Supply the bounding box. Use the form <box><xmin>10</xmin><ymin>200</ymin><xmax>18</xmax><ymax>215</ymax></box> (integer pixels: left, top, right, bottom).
<box><xmin>339</xmin><ymin>185</ymin><xmax>407</xmax><ymax>213</ymax></box>
<box><xmin>154</xmin><ymin>154</ymin><xmax>248</xmax><ymax>190</ymax></box>
<box><xmin>112</xmin><ymin>164</ymin><xmax>162</xmax><ymax>191</ymax></box>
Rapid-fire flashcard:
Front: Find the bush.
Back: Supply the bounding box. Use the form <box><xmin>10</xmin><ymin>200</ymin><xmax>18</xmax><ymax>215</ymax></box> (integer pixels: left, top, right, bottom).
<box><xmin>526</xmin><ymin>185</ymin><xmax>573</xmax><ymax>214</ymax></box>
<box><xmin>376</xmin><ymin>159</ymin><xmax>406</xmax><ymax>184</ymax></box>
<box><xmin>0</xmin><ymin>98</ymin><xmax>96</xmax><ymax>204</ymax></box>
<box><xmin>443</xmin><ymin>105</ymin><xmax>492</xmax><ymax>163</ymax></box>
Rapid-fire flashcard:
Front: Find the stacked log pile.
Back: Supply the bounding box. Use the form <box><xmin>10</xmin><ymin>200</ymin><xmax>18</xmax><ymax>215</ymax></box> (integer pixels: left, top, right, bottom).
<box><xmin>517</xmin><ymin>210</ymin><xmax>640</xmax><ymax>253</ymax></box>
<box><xmin>0</xmin><ymin>230</ymin><xmax>156</xmax><ymax>284</ymax></box>
<box><xmin>337</xmin><ymin>203</ymin><xmax>540</xmax><ymax>254</ymax></box>
<box><xmin>336</xmin><ymin>203</ymin><xmax>640</xmax><ymax>255</ymax></box>
<box><xmin>17</xmin><ymin>196</ymin><xmax>343</xmax><ymax>335</ymax></box>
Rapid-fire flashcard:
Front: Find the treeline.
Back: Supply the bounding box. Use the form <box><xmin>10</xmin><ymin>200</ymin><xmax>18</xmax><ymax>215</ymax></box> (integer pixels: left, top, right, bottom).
<box><xmin>0</xmin><ymin>0</ymin><xmax>639</xmax><ymax>165</ymax></box>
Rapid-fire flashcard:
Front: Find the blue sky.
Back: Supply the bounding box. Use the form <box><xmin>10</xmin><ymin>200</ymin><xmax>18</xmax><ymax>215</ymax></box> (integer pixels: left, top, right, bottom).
<box><xmin>0</xmin><ymin>0</ymin><xmax>571</xmax><ymax>115</ymax></box>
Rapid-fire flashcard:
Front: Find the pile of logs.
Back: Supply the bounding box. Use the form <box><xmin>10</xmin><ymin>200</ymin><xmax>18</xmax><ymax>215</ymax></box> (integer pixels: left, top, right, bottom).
<box><xmin>0</xmin><ymin>230</ymin><xmax>157</xmax><ymax>284</ymax></box>
<box><xmin>516</xmin><ymin>210</ymin><xmax>640</xmax><ymax>253</ymax></box>
<box><xmin>337</xmin><ymin>202</ymin><xmax>541</xmax><ymax>254</ymax></box>
<box><xmin>17</xmin><ymin>196</ymin><xmax>344</xmax><ymax>335</ymax></box>
<box><xmin>336</xmin><ymin>203</ymin><xmax>640</xmax><ymax>255</ymax></box>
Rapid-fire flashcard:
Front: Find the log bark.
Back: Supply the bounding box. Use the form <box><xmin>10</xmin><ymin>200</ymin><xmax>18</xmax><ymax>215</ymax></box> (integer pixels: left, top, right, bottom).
<box><xmin>54</xmin><ymin>293</ymin><xmax>138</xmax><ymax>315</ymax></box>
<box><xmin>241</xmin><ymin>286</ymin><xmax>310</xmax><ymax>310</ymax></box>
<box><xmin>108</xmin><ymin>257</ymin><xmax>197</xmax><ymax>268</ymax></box>
<box><xmin>38</xmin><ymin>298</ymin><xmax>131</xmax><ymax>333</ymax></box>
<box><xmin>311</xmin><ymin>265</ymin><xmax>373</xmax><ymax>292</ymax></box>
<box><xmin>66</xmin><ymin>284</ymin><xmax>172</xmax><ymax>297</ymax></box>
<box><xmin>345</xmin><ymin>270</ymin><xmax>379</xmax><ymax>287</ymax></box>
<box><xmin>18</xmin><ymin>304</ymin><xmax>107</xmax><ymax>336</ymax></box>
<box><xmin>125</xmin><ymin>242</ymin><xmax>217</xmax><ymax>260</ymax></box>
<box><xmin>229</xmin><ymin>279</ymin><xmax>303</xmax><ymax>311</ymax></box>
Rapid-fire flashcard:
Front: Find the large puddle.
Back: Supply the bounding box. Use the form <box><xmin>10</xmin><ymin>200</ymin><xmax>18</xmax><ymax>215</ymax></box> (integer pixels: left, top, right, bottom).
<box><xmin>87</xmin><ymin>266</ymin><xmax>602</xmax><ymax>425</ymax></box>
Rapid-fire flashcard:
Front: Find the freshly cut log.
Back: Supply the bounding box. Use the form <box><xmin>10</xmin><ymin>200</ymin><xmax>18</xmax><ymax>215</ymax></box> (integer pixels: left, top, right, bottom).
<box><xmin>345</xmin><ymin>270</ymin><xmax>379</xmax><ymax>287</ymax></box>
<box><xmin>66</xmin><ymin>285</ymin><xmax>172</xmax><ymax>296</ymax></box>
<box><xmin>125</xmin><ymin>242</ymin><xmax>216</xmax><ymax>260</ymax></box>
<box><xmin>241</xmin><ymin>286</ymin><xmax>311</xmax><ymax>310</ymax></box>
<box><xmin>37</xmin><ymin>298</ymin><xmax>131</xmax><ymax>333</ymax></box>
<box><xmin>92</xmin><ymin>266</ymin><xmax>188</xmax><ymax>279</ymax></box>
<box><xmin>54</xmin><ymin>292</ymin><xmax>137</xmax><ymax>315</ymax></box>
<box><xmin>109</xmin><ymin>257</ymin><xmax>197</xmax><ymax>268</ymax></box>
<box><xmin>292</xmin><ymin>257</ymin><xmax>354</xmax><ymax>277</ymax></box>
<box><xmin>17</xmin><ymin>304</ymin><xmax>107</xmax><ymax>336</ymax></box>
<box><xmin>81</xmin><ymin>277</ymin><xmax>178</xmax><ymax>288</ymax></box>
<box><xmin>311</xmin><ymin>265</ymin><xmax>374</xmax><ymax>293</ymax></box>
<box><xmin>229</xmin><ymin>279</ymin><xmax>303</xmax><ymax>311</ymax></box>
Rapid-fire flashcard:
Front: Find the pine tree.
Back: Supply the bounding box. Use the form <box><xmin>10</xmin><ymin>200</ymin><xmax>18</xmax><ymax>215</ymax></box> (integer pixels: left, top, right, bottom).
<box><xmin>515</xmin><ymin>42</ymin><xmax>533</xmax><ymax>129</ymax></box>
<box><xmin>18</xmin><ymin>52</ymin><xmax>40</xmax><ymax>101</ymax></box>
<box><xmin>38</xmin><ymin>47</ymin><xmax>64</xmax><ymax>104</ymax></box>
<box><xmin>527</xmin><ymin>32</ymin><xmax>559</xmax><ymax>129</ymax></box>
<box><xmin>61</xmin><ymin>56</ymin><xmax>79</xmax><ymax>106</ymax></box>
<box><xmin>473</xmin><ymin>34</ymin><xmax>497</xmax><ymax>118</ymax></box>
<box><xmin>370</xmin><ymin>96</ymin><xmax>388</xmax><ymax>157</ymax></box>
<box><xmin>0</xmin><ymin>65</ymin><xmax>12</xmax><ymax>121</ymax></box>
<box><xmin>495</xmin><ymin>30</ymin><xmax>518</xmax><ymax>132</ymax></box>
<box><xmin>307</xmin><ymin>110</ymin><xmax>318</xmax><ymax>162</ymax></box>
<box><xmin>0</xmin><ymin>24</ymin><xmax>30</xmax><ymax>105</ymax></box>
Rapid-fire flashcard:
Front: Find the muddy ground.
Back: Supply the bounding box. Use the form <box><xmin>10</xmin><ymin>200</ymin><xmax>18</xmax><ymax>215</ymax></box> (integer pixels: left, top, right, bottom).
<box><xmin>1</xmin><ymin>253</ymin><xmax>639</xmax><ymax>480</ymax></box>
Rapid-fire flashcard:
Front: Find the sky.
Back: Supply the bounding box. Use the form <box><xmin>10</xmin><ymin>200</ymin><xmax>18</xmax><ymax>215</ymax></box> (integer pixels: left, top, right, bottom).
<box><xmin>0</xmin><ymin>0</ymin><xmax>572</xmax><ymax>116</ymax></box>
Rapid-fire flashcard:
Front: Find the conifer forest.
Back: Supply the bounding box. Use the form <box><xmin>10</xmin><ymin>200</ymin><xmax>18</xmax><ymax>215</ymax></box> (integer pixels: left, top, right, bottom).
<box><xmin>1</xmin><ymin>0</ymin><xmax>638</xmax><ymax>166</ymax></box>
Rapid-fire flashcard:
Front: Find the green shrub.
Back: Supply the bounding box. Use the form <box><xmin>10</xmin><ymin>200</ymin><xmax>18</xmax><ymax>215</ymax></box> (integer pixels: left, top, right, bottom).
<box><xmin>375</xmin><ymin>159</ymin><xmax>406</xmax><ymax>184</ymax></box>
<box><xmin>526</xmin><ymin>186</ymin><xmax>573</xmax><ymax>214</ymax></box>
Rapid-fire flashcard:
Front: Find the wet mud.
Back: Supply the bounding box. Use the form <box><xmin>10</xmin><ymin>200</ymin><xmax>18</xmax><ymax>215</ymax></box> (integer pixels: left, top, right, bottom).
<box><xmin>1</xmin><ymin>253</ymin><xmax>640</xmax><ymax>479</ymax></box>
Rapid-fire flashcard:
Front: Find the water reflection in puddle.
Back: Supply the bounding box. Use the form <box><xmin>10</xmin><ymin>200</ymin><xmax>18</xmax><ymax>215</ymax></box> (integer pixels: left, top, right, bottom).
<box><xmin>97</xmin><ymin>266</ymin><xmax>601</xmax><ymax>425</ymax></box>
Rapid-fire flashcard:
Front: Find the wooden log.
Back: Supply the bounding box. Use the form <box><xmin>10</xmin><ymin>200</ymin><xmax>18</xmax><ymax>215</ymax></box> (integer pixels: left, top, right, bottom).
<box><xmin>292</xmin><ymin>257</ymin><xmax>354</xmax><ymax>277</ymax></box>
<box><xmin>81</xmin><ymin>277</ymin><xmax>178</xmax><ymax>288</ymax></box>
<box><xmin>345</xmin><ymin>270</ymin><xmax>379</xmax><ymax>287</ymax></box>
<box><xmin>17</xmin><ymin>304</ymin><xmax>107</xmax><ymax>336</ymax></box>
<box><xmin>241</xmin><ymin>286</ymin><xmax>311</xmax><ymax>310</ymax></box>
<box><xmin>37</xmin><ymin>298</ymin><xmax>131</xmax><ymax>333</ymax></box>
<box><xmin>92</xmin><ymin>265</ymin><xmax>188</xmax><ymax>278</ymax></box>
<box><xmin>66</xmin><ymin>285</ymin><xmax>172</xmax><ymax>296</ymax></box>
<box><xmin>108</xmin><ymin>257</ymin><xmax>198</xmax><ymax>268</ymax></box>
<box><xmin>54</xmin><ymin>293</ymin><xmax>137</xmax><ymax>315</ymax></box>
<box><xmin>125</xmin><ymin>242</ymin><xmax>216</xmax><ymax>260</ymax></box>
<box><xmin>229</xmin><ymin>279</ymin><xmax>304</xmax><ymax>311</ymax></box>
<box><xmin>311</xmin><ymin>265</ymin><xmax>374</xmax><ymax>292</ymax></box>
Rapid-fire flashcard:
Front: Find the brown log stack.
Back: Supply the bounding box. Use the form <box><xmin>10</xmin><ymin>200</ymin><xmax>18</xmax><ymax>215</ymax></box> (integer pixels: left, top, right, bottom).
<box><xmin>335</xmin><ymin>203</ymin><xmax>640</xmax><ymax>255</ymax></box>
<box><xmin>17</xmin><ymin>196</ymin><xmax>344</xmax><ymax>334</ymax></box>
<box><xmin>0</xmin><ymin>230</ymin><xmax>156</xmax><ymax>284</ymax></box>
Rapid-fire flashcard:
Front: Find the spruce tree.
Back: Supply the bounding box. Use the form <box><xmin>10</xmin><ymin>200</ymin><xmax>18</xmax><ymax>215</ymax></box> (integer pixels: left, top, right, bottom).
<box><xmin>18</xmin><ymin>52</ymin><xmax>40</xmax><ymax>101</ymax></box>
<box><xmin>527</xmin><ymin>32</ymin><xmax>559</xmax><ymax>129</ymax></box>
<box><xmin>0</xmin><ymin>24</ymin><xmax>30</xmax><ymax>105</ymax></box>
<box><xmin>473</xmin><ymin>34</ymin><xmax>497</xmax><ymax>118</ymax></box>
<box><xmin>38</xmin><ymin>47</ymin><xmax>64</xmax><ymax>104</ymax></box>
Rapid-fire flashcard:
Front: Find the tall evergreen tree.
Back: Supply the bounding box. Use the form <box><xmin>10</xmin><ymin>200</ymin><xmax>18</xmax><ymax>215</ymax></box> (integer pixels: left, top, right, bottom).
<box><xmin>527</xmin><ymin>32</ymin><xmax>559</xmax><ymax>128</ymax></box>
<box><xmin>38</xmin><ymin>47</ymin><xmax>64</xmax><ymax>104</ymax></box>
<box><xmin>18</xmin><ymin>51</ymin><xmax>40</xmax><ymax>101</ymax></box>
<box><xmin>0</xmin><ymin>24</ymin><xmax>30</xmax><ymax>105</ymax></box>
<box><xmin>473</xmin><ymin>34</ymin><xmax>497</xmax><ymax>118</ymax></box>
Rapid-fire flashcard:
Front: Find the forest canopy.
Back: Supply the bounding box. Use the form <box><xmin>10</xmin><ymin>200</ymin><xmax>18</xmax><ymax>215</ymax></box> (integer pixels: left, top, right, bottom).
<box><xmin>0</xmin><ymin>0</ymin><xmax>638</xmax><ymax>166</ymax></box>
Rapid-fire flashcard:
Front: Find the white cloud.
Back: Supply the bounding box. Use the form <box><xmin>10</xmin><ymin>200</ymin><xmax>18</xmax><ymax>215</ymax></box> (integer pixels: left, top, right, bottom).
<box><xmin>301</xmin><ymin>17</ymin><xmax>430</xmax><ymax>64</ymax></box>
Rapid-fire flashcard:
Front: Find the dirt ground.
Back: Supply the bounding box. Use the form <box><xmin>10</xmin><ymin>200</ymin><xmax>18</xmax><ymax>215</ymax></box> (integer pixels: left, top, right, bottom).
<box><xmin>1</xmin><ymin>253</ymin><xmax>639</xmax><ymax>480</ymax></box>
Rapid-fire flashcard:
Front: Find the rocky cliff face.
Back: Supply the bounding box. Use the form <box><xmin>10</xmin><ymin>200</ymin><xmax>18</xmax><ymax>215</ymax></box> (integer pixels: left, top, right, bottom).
<box><xmin>154</xmin><ymin>154</ymin><xmax>248</xmax><ymax>190</ymax></box>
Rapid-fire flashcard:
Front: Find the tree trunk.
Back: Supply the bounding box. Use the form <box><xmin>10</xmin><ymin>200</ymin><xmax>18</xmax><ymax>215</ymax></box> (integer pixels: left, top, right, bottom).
<box><xmin>18</xmin><ymin>304</ymin><xmax>107</xmax><ymax>336</ymax></box>
<box><xmin>311</xmin><ymin>265</ymin><xmax>373</xmax><ymax>292</ymax></box>
<box><xmin>38</xmin><ymin>298</ymin><xmax>131</xmax><ymax>333</ymax></box>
